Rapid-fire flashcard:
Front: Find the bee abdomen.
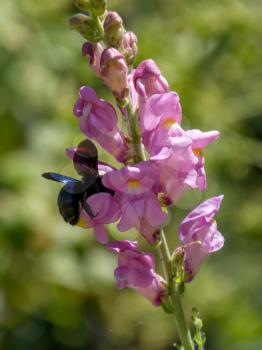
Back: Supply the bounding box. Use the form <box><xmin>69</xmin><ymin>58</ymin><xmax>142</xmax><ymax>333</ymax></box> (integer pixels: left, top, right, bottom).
<box><xmin>58</xmin><ymin>187</ymin><xmax>82</xmax><ymax>225</ymax></box>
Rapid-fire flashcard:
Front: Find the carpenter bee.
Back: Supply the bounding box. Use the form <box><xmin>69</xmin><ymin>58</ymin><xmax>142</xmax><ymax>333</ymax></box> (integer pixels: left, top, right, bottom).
<box><xmin>42</xmin><ymin>139</ymin><xmax>114</xmax><ymax>225</ymax></box>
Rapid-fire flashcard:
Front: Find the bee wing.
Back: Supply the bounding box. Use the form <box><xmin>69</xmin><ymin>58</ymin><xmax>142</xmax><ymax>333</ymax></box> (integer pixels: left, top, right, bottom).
<box><xmin>42</xmin><ymin>172</ymin><xmax>79</xmax><ymax>184</ymax></box>
<box><xmin>82</xmin><ymin>201</ymin><xmax>96</xmax><ymax>219</ymax></box>
<box><xmin>67</xmin><ymin>139</ymin><xmax>99</xmax><ymax>178</ymax></box>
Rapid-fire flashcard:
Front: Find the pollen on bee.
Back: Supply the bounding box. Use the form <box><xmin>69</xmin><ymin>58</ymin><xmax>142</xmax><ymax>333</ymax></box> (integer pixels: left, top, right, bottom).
<box><xmin>77</xmin><ymin>216</ymin><xmax>89</xmax><ymax>228</ymax></box>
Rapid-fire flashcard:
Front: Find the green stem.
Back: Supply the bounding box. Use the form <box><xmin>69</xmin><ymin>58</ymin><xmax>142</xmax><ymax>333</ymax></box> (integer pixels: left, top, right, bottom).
<box><xmin>91</xmin><ymin>10</ymin><xmax>104</xmax><ymax>39</ymax></box>
<box><xmin>125</xmin><ymin>98</ymin><xmax>194</xmax><ymax>350</ymax></box>
<box><xmin>126</xmin><ymin>101</ymin><xmax>146</xmax><ymax>163</ymax></box>
<box><xmin>158</xmin><ymin>229</ymin><xmax>194</xmax><ymax>350</ymax></box>
<box><xmin>170</xmin><ymin>286</ymin><xmax>195</xmax><ymax>350</ymax></box>
<box><xmin>157</xmin><ymin>229</ymin><xmax>172</xmax><ymax>279</ymax></box>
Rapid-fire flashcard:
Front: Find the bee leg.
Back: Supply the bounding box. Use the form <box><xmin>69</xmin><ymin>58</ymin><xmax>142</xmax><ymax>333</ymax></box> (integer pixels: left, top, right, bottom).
<box><xmin>83</xmin><ymin>201</ymin><xmax>96</xmax><ymax>219</ymax></box>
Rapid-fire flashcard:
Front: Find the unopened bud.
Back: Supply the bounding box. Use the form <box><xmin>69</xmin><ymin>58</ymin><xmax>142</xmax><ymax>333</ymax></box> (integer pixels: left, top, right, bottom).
<box><xmin>100</xmin><ymin>48</ymin><xmax>129</xmax><ymax>99</ymax></box>
<box><xmin>172</xmin><ymin>241</ymin><xmax>204</xmax><ymax>283</ymax></box>
<box><xmin>104</xmin><ymin>11</ymin><xmax>124</xmax><ymax>48</ymax></box>
<box><xmin>69</xmin><ymin>14</ymin><xmax>102</xmax><ymax>42</ymax></box>
<box><xmin>122</xmin><ymin>31</ymin><xmax>137</xmax><ymax>65</ymax></box>
<box><xmin>192</xmin><ymin>308</ymin><xmax>206</xmax><ymax>348</ymax></box>
<box><xmin>74</xmin><ymin>0</ymin><xmax>91</xmax><ymax>11</ymax></box>
<box><xmin>82</xmin><ymin>41</ymin><xmax>103</xmax><ymax>76</ymax></box>
<box><xmin>133</xmin><ymin>59</ymin><xmax>169</xmax><ymax>98</ymax></box>
<box><xmin>172</xmin><ymin>247</ymin><xmax>185</xmax><ymax>284</ymax></box>
<box><xmin>91</xmin><ymin>0</ymin><xmax>107</xmax><ymax>17</ymax></box>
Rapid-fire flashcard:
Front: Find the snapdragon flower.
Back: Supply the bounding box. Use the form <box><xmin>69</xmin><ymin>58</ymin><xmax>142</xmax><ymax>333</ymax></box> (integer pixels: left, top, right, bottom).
<box><xmin>133</xmin><ymin>59</ymin><xmax>169</xmax><ymax>100</ymax></box>
<box><xmin>107</xmin><ymin>240</ymin><xmax>167</xmax><ymax>306</ymax></box>
<box><xmin>140</xmin><ymin>92</ymin><xmax>182</xmax><ymax>138</ymax></box>
<box><xmin>73</xmin><ymin>85</ymin><xmax>131</xmax><ymax>162</ymax></box>
<box><xmin>151</xmin><ymin>137</ymin><xmax>199</xmax><ymax>204</ymax></box>
<box><xmin>185</xmin><ymin>129</ymin><xmax>220</xmax><ymax>190</ymax></box>
<box><xmin>138</xmin><ymin>91</ymin><xmax>220</xmax><ymax>199</ymax></box>
<box><xmin>176</xmin><ymin>195</ymin><xmax>224</xmax><ymax>281</ymax></box>
<box><xmin>102</xmin><ymin>162</ymin><xmax>167</xmax><ymax>243</ymax></box>
<box><xmin>78</xmin><ymin>192</ymin><xmax>120</xmax><ymax>243</ymax></box>
<box><xmin>74</xmin><ymin>86</ymin><xmax>118</xmax><ymax>134</ymax></box>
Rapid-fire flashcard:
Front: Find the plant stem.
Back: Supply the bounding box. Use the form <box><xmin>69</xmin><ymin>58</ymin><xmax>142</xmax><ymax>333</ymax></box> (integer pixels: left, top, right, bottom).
<box><xmin>170</xmin><ymin>286</ymin><xmax>195</xmax><ymax>350</ymax></box>
<box><xmin>91</xmin><ymin>10</ymin><xmax>104</xmax><ymax>39</ymax></box>
<box><xmin>158</xmin><ymin>229</ymin><xmax>194</xmax><ymax>350</ymax></box>
<box><xmin>126</xmin><ymin>98</ymin><xmax>194</xmax><ymax>350</ymax></box>
<box><xmin>126</xmin><ymin>101</ymin><xmax>146</xmax><ymax>163</ymax></box>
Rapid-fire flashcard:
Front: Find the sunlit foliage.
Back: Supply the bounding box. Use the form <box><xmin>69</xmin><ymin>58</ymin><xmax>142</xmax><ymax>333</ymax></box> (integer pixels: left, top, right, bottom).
<box><xmin>0</xmin><ymin>0</ymin><xmax>261</xmax><ymax>349</ymax></box>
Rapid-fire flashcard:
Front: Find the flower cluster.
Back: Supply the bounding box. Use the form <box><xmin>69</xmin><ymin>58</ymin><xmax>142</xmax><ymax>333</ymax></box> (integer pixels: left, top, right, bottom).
<box><xmin>66</xmin><ymin>0</ymin><xmax>225</xmax><ymax>307</ymax></box>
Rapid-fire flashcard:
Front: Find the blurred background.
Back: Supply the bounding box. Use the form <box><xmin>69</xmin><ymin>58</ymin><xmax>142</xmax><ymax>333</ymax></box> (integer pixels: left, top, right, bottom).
<box><xmin>0</xmin><ymin>0</ymin><xmax>262</xmax><ymax>349</ymax></box>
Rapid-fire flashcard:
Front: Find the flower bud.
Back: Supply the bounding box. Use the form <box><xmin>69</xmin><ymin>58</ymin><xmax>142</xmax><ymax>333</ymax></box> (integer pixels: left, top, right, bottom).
<box><xmin>122</xmin><ymin>31</ymin><xmax>137</xmax><ymax>65</ymax></box>
<box><xmin>74</xmin><ymin>0</ymin><xmax>91</xmax><ymax>11</ymax></box>
<box><xmin>73</xmin><ymin>85</ymin><xmax>131</xmax><ymax>162</ymax></box>
<box><xmin>100</xmin><ymin>48</ymin><xmax>128</xmax><ymax>99</ymax></box>
<box><xmin>82</xmin><ymin>41</ymin><xmax>103</xmax><ymax>75</ymax></box>
<box><xmin>103</xmin><ymin>11</ymin><xmax>125</xmax><ymax>48</ymax></box>
<box><xmin>133</xmin><ymin>59</ymin><xmax>169</xmax><ymax>99</ymax></box>
<box><xmin>69</xmin><ymin>14</ymin><xmax>101</xmax><ymax>42</ymax></box>
<box><xmin>91</xmin><ymin>0</ymin><xmax>107</xmax><ymax>17</ymax></box>
<box><xmin>172</xmin><ymin>247</ymin><xmax>186</xmax><ymax>283</ymax></box>
<box><xmin>175</xmin><ymin>196</ymin><xmax>224</xmax><ymax>282</ymax></box>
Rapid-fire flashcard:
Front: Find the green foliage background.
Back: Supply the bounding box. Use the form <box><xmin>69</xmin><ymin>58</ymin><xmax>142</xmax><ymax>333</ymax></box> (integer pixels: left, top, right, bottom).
<box><xmin>0</xmin><ymin>0</ymin><xmax>262</xmax><ymax>349</ymax></box>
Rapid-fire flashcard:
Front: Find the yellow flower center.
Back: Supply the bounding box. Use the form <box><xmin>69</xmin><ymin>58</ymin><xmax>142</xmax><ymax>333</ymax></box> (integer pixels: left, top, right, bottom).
<box><xmin>162</xmin><ymin>206</ymin><xmax>168</xmax><ymax>214</ymax></box>
<box><xmin>193</xmin><ymin>148</ymin><xmax>203</xmax><ymax>157</ymax></box>
<box><xmin>158</xmin><ymin>192</ymin><xmax>171</xmax><ymax>207</ymax></box>
<box><xmin>163</xmin><ymin>118</ymin><xmax>177</xmax><ymax>128</ymax></box>
<box><xmin>127</xmin><ymin>179</ymin><xmax>141</xmax><ymax>190</ymax></box>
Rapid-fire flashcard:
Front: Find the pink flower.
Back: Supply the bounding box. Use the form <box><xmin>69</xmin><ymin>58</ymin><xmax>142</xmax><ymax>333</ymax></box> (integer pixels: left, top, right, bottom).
<box><xmin>141</xmin><ymin>92</ymin><xmax>182</xmax><ymax>133</ymax></box>
<box><xmin>117</xmin><ymin>192</ymin><xmax>167</xmax><ymax>244</ymax></box>
<box><xmin>78</xmin><ymin>193</ymin><xmax>120</xmax><ymax>244</ymax></box>
<box><xmin>97</xmin><ymin>161</ymin><xmax>116</xmax><ymax>176</ymax></box>
<box><xmin>133</xmin><ymin>59</ymin><xmax>169</xmax><ymax>99</ymax></box>
<box><xmin>150</xmin><ymin>129</ymin><xmax>219</xmax><ymax>194</ymax></box>
<box><xmin>73</xmin><ymin>86</ymin><xmax>117</xmax><ymax>135</ymax></box>
<box><xmin>139</xmin><ymin>94</ymin><xmax>219</xmax><ymax>181</ymax></box>
<box><xmin>185</xmin><ymin>129</ymin><xmax>220</xmax><ymax>191</ymax></box>
<box><xmin>177</xmin><ymin>195</ymin><xmax>224</xmax><ymax>281</ymax></box>
<box><xmin>102</xmin><ymin>161</ymin><xmax>158</xmax><ymax>195</ymax></box>
<box><xmin>107</xmin><ymin>240</ymin><xmax>167</xmax><ymax>306</ymax></box>
<box><xmin>139</xmin><ymin>94</ymin><xmax>219</xmax><ymax>195</ymax></box>
<box><xmin>94</xmin><ymin>129</ymin><xmax>132</xmax><ymax>163</ymax></box>
<box><xmin>151</xmin><ymin>137</ymin><xmax>199</xmax><ymax>204</ymax></box>
<box><xmin>139</xmin><ymin>92</ymin><xmax>182</xmax><ymax>153</ymax></box>
<box><xmin>145</xmin><ymin>122</ymin><xmax>184</xmax><ymax>156</ymax></box>
<box><xmin>82</xmin><ymin>42</ymin><xmax>103</xmax><ymax>76</ymax></box>
<box><xmin>102</xmin><ymin>162</ymin><xmax>167</xmax><ymax>243</ymax></box>
<box><xmin>100</xmin><ymin>48</ymin><xmax>128</xmax><ymax>99</ymax></box>
<box><xmin>73</xmin><ymin>86</ymin><xmax>131</xmax><ymax>162</ymax></box>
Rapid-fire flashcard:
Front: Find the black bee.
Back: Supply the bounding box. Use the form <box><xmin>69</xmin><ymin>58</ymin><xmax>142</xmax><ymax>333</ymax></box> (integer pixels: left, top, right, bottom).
<box><xmin>42</xmin><ymin>139</ymin><xmax>114</xmax><ymax>225</ymax></box>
